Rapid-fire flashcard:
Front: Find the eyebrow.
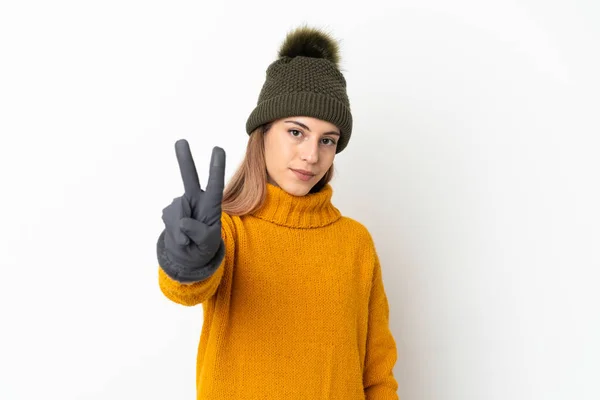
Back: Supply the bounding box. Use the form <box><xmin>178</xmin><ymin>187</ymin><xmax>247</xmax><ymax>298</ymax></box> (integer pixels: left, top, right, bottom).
<box><xmin>284</xmin><ymin>120</ymin><xmax>340</xmax><ymax>136</ymax></box>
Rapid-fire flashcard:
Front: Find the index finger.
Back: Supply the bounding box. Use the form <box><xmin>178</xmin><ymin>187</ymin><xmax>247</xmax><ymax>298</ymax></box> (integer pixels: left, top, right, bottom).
<box><xmin>175</xmin><ymin>139</ymin><xmax>201</xmax><ymax>197</ymax></box>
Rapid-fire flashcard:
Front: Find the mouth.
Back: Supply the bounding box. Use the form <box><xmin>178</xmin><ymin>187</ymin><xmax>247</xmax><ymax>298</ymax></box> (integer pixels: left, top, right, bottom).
<box><xmin>290</xmin><ymin>168</ymin><xmax>316</xmax><ymax>181</ymax></box>
<box><xmin>291</xmin><ymin>169</ymin><xmax>316</xmax><ymax>176</ymax></box>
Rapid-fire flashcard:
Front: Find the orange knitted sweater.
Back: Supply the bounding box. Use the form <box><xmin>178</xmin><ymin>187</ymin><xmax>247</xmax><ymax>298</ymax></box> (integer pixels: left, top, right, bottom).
<box><xmin>158</xmin><ymin>183</ymin><xmax>399</xmax><ymax>399</ymax></box>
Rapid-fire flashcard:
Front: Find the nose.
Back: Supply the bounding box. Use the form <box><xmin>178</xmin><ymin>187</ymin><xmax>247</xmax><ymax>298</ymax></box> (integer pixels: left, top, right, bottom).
<box><xmin>300</xmin><ymin>137</ymin><xmax>319</xmax><ymax>164</ymax></box>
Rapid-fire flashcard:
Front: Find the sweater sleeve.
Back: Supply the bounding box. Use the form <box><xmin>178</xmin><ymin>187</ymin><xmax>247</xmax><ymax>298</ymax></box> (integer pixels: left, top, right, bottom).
<box><xmin>157</xmin><ymin>212</ymin><xmax>235</xmax><ymax>307</ymax></box>
<box><xmin>363</xmin><ymin>250</ymin><xmax>400</xmax><ymax>400</ymax></box>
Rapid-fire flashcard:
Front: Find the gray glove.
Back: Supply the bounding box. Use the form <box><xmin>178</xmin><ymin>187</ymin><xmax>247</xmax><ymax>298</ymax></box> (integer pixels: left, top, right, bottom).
<box><xmin>157</xmin><ymin>139</ymin><xmax>227</xmax><ymax>283</ymax></box>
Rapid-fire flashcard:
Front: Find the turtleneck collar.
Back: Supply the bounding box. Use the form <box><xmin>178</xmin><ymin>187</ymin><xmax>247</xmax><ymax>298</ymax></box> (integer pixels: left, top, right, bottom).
<box><xmin>250</xmin><ymin>183</ymin><xmax>342</xmax><ymax>228</ymax></box>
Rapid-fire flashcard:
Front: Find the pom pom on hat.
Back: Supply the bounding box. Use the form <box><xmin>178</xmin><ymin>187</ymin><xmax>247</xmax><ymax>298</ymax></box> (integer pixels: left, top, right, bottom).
<box><xmin>278</xmin><ymin>26</ymin><xmax>340</xmax><ymax>67</ymax></box>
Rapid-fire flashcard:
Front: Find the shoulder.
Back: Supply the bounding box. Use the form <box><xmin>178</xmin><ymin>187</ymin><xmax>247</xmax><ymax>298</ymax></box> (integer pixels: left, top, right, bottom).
<box><xmin>336</xmin><ymin>216</ymin><xmax>376</xmax><ymax>246</ymax></box>
<box><xmin>336</xmin><ymin>217</ymin><xmax>380</xmax><ymax>279</ymax></box>
<box><xmin>220</xmin><ymin>211</ymin><xmax>234</xmax><ymax>228</ymax></box>
<box><xmin>220</xmin><ymin>211</ymin><xmax>237</xmax><ymax>239</ymax></box>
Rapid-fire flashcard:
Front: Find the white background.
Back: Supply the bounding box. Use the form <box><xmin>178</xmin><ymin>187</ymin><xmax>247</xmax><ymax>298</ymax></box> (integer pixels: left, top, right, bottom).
<box><xmin>1</xmin><ymin>1</ymin><xmax>599</xmax><ymax>399</ymax></box>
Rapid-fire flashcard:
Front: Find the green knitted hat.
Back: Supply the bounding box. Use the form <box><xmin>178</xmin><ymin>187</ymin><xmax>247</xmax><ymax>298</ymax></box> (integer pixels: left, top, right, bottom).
<box><xmin>245</xmin><ymin>26</ymin><xmax>353</xmax><ymax>154</ymax></box>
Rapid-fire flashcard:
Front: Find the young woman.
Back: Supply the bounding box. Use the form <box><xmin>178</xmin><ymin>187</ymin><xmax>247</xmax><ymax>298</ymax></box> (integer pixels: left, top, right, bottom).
<box><xmin>157</xmin><ymin>26</ymin><xmax>399</xmax><ymax>399</ymax></box>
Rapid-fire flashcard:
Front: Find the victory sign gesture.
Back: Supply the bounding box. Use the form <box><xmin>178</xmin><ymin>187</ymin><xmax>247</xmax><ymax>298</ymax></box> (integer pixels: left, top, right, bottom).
<box><xmin>158</xmin><ymin>139</ymin><xmax>227</xmax><ymax>283</ymax></box>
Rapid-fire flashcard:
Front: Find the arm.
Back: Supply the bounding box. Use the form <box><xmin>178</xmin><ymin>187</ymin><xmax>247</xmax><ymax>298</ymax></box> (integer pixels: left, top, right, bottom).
<box><xmin>158</xmin><ymin>212</ymin><xmax>235</xmax><ymax>306</ymax></box>
<box><xmin>363</xmin><ymin>251</ymin><xmax>400</xmax><ymax>400</ymax></box>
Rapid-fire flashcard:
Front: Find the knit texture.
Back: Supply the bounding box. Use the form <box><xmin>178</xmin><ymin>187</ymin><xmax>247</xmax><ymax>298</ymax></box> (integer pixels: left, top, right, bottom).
<box><xmin>246</xmin><ymin>55</ymin><xmax>353</xmax><ymax>154</ymax></box>
<box><xmin>158</xmin><ymin>183</ymin><xmax>399</xmax><ymax>399</ymax></box>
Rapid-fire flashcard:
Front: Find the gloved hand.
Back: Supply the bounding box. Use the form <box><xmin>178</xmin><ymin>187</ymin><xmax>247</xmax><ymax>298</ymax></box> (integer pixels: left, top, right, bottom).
<box><xmin>157</xmin><ymin>139</ymin><xmax>227</xmax><ymax>283</ymax></box>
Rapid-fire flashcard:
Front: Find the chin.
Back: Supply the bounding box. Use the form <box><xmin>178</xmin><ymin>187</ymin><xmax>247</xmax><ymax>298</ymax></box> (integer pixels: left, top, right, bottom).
<box><xmin>272</xmin><ymin>177</ymin><xmax>314</xmax><ymax>197</ymax></box>
<box><xmin>281</xmin><ymin>181</ymin><xmax>312</xmax><ymax>196</ymax></box>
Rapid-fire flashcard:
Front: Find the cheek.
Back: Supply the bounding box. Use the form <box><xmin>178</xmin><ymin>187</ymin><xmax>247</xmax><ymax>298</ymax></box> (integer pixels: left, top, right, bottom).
<box><xmin>321</xmin><ymin>151</ymin><xmax>335</xmax><ymax>166</ymax></box>
<box><xmin>278</xmin><ymin>137</ymin><xmax>295</xmax><ymax>157</ymax></box>
<box><xmin>265</xmin><ymin>135</ymin><xmax>291</xmax><ymax>170</ymax></box>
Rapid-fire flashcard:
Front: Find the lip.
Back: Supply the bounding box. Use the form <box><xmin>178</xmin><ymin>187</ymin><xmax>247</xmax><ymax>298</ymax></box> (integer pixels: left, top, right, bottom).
<box><xmin>291</xmin><ymin>168</ymin><xmax>315</xmax><ymax>181</ymax></box>
<box><xmin>291</xmin><ymin>169</ymin><xmax>316</xmax><ymax>176</ymax></box>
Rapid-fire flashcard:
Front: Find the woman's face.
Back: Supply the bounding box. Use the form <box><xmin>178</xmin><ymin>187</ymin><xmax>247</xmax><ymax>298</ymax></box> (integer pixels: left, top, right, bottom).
<box><xmin>264</xmin><ymin>116</ymin><xmax>340</xmax><ymax>196</ymax></box>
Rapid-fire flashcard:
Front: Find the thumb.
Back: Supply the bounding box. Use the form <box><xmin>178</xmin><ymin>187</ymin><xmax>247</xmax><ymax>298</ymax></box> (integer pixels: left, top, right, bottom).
<box><xmin>179</xmin><ymin>218</ymin><xmax>222</xmax><ymax>258</ymax></box>
<box><xmin>179</xmin><ymin>217</ymin><xmax>219</xmax><ymax>246</ymax></box>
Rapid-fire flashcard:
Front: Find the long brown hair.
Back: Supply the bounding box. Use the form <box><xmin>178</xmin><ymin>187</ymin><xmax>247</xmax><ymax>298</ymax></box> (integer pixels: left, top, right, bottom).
<box><xmin>222</xmin><ymin>123</ymin><xmax>335</xmax><ymax>216</ymax></box>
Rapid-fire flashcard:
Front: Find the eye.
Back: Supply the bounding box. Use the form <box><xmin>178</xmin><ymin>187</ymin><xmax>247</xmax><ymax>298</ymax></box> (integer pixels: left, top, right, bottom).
<box><xmin>322</xmin><ymin>138</ymin><xmax>337</xmax><ymax>146</ymax></box>
<box><xmin>288</xmin><ymin>129</ymin><xmax>302</xmax><ymax>138</ymax></box>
